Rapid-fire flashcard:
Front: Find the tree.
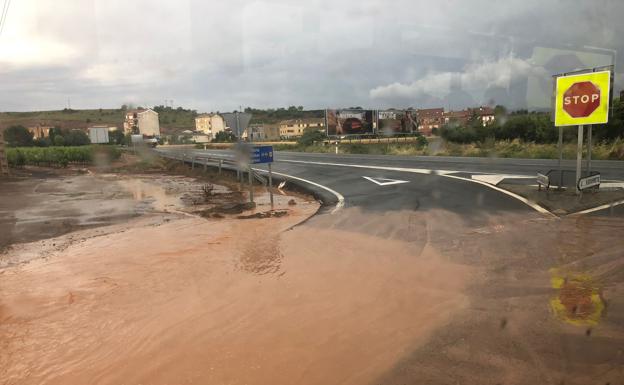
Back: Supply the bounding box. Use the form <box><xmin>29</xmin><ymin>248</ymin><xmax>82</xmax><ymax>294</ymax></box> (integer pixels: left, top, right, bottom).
<box><xmin>494</xmin><ymin>105</ymin><xmax>507</xmax><ymax>116</ymax></box>
<box><xmin>53</xmin><ymin>135</ymin><xmax>65</xmax><ymax>146</ymax></box>
<box><xmin>33</xmin><ymin>137</ymin><xmax>51</xmax><ymax>147</ymax></box>
<box><xmin>596</xmin><ymin>98</ymin><xmax>624</xmax><ymax>141</ymax></box>
<box><xmin>48</xmin><ymin>127</ymin><xmax>64</xmax><ymax>144</ymax></box>
<box><xmin>4</xmin><ymin>125</ymin><xmax>34</xmax><ymax>147</ymax></box>
<box><xmin>297</xmin><ymin>128</ymin><xmax>326</xmax><ymax>146</ymax></box>
<box><xmin>212</xmin><ymin>131</ymin><xmax>236</xmax><ymax>143</ymax></box>
<box><xmin>109</xmin><ymin>130</ymin><xmax>126</xmax><ymax>145</ymax></box>
<box><xmin>64</xmin><ymin>130</ymin><xmax>91</xmax><ymax>146</ymax></box>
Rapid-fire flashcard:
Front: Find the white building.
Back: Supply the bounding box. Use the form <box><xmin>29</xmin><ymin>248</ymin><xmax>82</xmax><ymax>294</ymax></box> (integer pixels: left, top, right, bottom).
<box><xmin>123</xmin><ymin>109</ymin><xmax>160</xmax><ymax>137</ymax></box>
<box><xmin>88</xmin><ymin>126</ymin><xmax>110</xmax><ymax>144</ymax></box>
<box><xmin>195</xmin><ymin>113</ymin><xmax>225</xmax><ymax>140</ymax></box>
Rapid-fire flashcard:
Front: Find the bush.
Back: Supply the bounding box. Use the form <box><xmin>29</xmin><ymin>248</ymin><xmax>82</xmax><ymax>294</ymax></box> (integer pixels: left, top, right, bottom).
<box><xmin>297</xmin><ymin>128</ymin><xmax>327</xmax><ymax>146</ymax></box>
<box><xmin>4</xmin><ymin>125</ymin><xmax>34</xmax><ymax>147</ymax></box>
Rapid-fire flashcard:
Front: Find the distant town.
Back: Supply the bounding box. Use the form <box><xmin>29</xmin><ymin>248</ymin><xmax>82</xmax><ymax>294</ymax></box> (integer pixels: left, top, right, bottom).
<box><xmin>0</xmin><ymin>105</ymin><xmax>499</xmax><ymax>145</ymax></box>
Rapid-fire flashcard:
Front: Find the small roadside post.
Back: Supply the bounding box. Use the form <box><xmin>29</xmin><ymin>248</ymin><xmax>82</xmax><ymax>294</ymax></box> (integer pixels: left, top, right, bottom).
<box><xmin>250</xmin><ymin>145</ymin><xmax>274</xmax><ymax>208</ymax></box>
<box><xmin>578</xmin><ymin>173</ymin><xmax>601</xmax><ymax>200</ymax></box>
<box><xmin>537</xmin><ymin>172</ymin><xmax>550</xmax><ymax>192</ymax></box>
<box><xmin>553</xmin><ymin>67</ymin><xmax>612</xmax><ymax>194</ymax></box>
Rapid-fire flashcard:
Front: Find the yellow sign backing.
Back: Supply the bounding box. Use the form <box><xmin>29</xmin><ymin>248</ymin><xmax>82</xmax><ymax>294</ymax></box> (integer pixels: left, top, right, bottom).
<box><xmin>554</xmin><ymin>70</ymin><xmax>611</xmax><ymax>127</ymax></box>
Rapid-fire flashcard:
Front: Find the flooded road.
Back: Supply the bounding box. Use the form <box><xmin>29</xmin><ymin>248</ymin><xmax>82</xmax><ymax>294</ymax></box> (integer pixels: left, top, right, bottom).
<box><xmin>2</xmin><ymin>170</ymin><xmax>624</xmax><ymax>385</ymax></box>
<box><xmin>0</xmin><ymin>205</ymin><xmax>471</xmax><ymax>385</ymax></box>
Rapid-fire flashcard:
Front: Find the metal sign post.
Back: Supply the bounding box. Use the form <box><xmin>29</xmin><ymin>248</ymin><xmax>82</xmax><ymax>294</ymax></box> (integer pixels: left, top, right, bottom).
<box><xmin>250</xmin><ymin>145</ymin><xmax>274</xmax><ymax>207</ymax></box>
<box><xmin>586</xmin><ymin>125</ymin><xmax>593</xmax><ymax>175</ymax></box>
<box><xmin>575</xmin><ymin>125</ymin><xmax>584</xmax><ymax>194</ymax></box>
<box><xmin>268</xmin><ymin>162</ymin><xmax>274</xmax><ymax>209</ymax></box>
<box><xmin>557</xmin><ymin>126</ymin><xmax>563</xmax><ymax>189</ymax></box>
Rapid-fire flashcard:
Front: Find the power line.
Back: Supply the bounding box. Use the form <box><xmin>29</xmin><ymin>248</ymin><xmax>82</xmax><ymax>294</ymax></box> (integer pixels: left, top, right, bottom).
<box><xmin>0</xmin><ymin>0</ymin><xmax>11</xmax><ymax>37</ymax></box>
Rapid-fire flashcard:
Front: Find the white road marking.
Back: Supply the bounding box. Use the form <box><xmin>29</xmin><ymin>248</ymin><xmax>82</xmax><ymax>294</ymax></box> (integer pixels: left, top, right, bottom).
<box><xmin>279</xmin><ymin>159</ymin><xmax>555</xmax><ymax>217</ymax></box>
<box><xmin>441</xmin><ymin>174</ymin><xmax>555</xmax><ymax>217</ymax></box>
<box><xmin>568</xmin><ymin>198</ymin><xmax>624</xmax><ymax>216</ymax></box>
<box><xmin>362</xmin><ymin>176</ymin><xmax>410</xmax><ymax>186</ymax></box>
<box><xmin>471</xmin><ymin>174</ymin><xmax>534</xmax><ymax>186</ymax></box>
<box><xmin>252</xmin><ymin>167</ymin><xmax>345</xmax><ymax>214</ymax></box>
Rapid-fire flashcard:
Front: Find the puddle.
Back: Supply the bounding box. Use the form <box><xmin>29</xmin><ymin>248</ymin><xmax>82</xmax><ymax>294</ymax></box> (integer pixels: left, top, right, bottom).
<box><xmin>118</xmin><ymin>178</ymin><xmax>181</xmax><ymax>212</ymax></box>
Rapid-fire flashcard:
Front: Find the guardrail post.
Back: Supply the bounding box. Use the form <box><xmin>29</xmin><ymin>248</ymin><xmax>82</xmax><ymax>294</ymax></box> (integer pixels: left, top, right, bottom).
<box><xmin>191</xmin><ymin>156</ymin><xmax>195</xmax><ymax>169</ymax></box>
<box><xmin>203</xmin><ymin>159</ymin><xmax>207</xmax><ymax>172</ymax></box>
<box><xmin>218</xmin><ymin>159</ymin><xmax>222</xmax><ymax>174</ymax></box>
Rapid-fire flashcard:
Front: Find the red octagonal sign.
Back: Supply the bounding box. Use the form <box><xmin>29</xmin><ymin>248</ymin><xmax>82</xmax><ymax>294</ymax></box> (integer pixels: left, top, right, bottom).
<box><xmin>563</xmin><ymin>81</ymin><xmax>601</xmax><ymax>118</ymax></box>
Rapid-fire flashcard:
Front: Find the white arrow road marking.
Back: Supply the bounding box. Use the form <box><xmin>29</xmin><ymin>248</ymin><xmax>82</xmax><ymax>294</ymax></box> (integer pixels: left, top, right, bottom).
<box><xmin>362</xmin><ymin>176</ymin><xmax>410</xmax><ymax>186</ymax></box>
<box><xmin>471</xmin><ymin>174</ymin><xmax>534</xmax><ymax>186</ymax></box>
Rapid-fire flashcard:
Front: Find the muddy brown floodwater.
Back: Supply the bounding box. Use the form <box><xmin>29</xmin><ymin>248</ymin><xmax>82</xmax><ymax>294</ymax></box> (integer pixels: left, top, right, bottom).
<box><xmin>4</xmin><ymin>167</ymin><xmax>623</xmax><ymax>385</ymax></box>
<box><xmin>0</xmin><ymin>169</ymin><xmax>472</xmax><ymax>385</ymax></box>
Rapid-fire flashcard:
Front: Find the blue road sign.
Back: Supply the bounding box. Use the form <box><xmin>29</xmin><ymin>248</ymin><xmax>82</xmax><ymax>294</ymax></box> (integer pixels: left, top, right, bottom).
<box><xmin>251</xmin><ymin>146</ymin><xmax>274</xmax><ymax>164</ymax></box>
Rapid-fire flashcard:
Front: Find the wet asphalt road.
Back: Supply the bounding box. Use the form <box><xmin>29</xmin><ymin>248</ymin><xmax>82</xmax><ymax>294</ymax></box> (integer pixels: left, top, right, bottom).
<box><xmin>156</xmin><ymin>147</ymin><xmax>624</xmax><ymax>218</ymax></box>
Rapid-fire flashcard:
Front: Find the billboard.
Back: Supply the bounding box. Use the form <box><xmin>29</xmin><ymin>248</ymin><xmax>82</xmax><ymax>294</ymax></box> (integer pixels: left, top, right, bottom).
<box><xmin>326</xmin><ymin>109</ymin><xmax>374</xmax><ymax>136</ymax></box>
<box><xmin>377</xmin><ymin>110</ymin><xmax>417</xmax><ymax>134</ymax></box>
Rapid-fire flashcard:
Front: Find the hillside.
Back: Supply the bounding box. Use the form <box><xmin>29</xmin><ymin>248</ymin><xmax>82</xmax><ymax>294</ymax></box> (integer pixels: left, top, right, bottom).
<box><xmin>0</xmin><ymin>106</ymin><xmax>325</xmax><ymax>132</ymax></box>
<box><xmin>0</xmin><ymin>109</ymin><xmax>124</xmax><ymax>130</ymax></box>
<box><xmin>245</xmin><ymin>107</ymin><xmax>324</xmax><ymax>124</ymax></box>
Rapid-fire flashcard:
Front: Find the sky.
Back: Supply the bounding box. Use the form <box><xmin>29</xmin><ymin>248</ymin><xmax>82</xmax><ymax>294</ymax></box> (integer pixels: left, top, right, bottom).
<box><xmin>0</xmin><ymin>0</ymin><xmax>622</xmax><ymax>112</ymax></box>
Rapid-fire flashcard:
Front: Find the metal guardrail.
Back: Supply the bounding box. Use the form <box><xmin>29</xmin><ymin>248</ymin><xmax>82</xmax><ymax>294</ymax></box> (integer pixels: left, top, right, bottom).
<box><xmin>160</xmin><ymin>151</ymin><xmax>268</xmax><ymax>186</ymax></box>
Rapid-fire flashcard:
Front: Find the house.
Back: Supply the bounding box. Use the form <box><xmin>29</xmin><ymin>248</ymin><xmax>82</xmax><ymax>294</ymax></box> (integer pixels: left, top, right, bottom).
<box><xmin>195</xmin><ymin>113</ymin><xmax>225</xmax><ymax>140</ymax></box>
<box><xmin>26</xmin><ymin>125</ymin><xmax>54</xmax><ymax>139</ymax></box>
<box><xmin>191</xmin><ymin>133</ymin><xmax>210</xmax><ymax>143</ymax></box>
<box><xmin>123</xmin><ymin>109</ymin><xmax>160</xmax><ymax>137</ymax></box>
<box><xmin>247</xmin><ymin>124</ymin><xmax>280</xmax><ymax>141</ymax></box>
<box><xmin>88</xmin><ymin>125</ymin><xmax>118</xmax><ymax>132</ymax></box>
<box><xmin>416</xmin><ymin>108</ymin><xmax>444</xmax><ymax>136</ymax></box>
<box><xmin>444</xmin><ymin>106</ymin><xmax>495</xmax><ymax>127</ymax></box>
<box><xmin>88</xmin><ymin>126</ymin><xmax>110</xmax><ymax>144</ymax></box>
<box><xmin>279</xmin><ymin>118</ymin><xmax>325</xmax><ymax>138</ymax></box>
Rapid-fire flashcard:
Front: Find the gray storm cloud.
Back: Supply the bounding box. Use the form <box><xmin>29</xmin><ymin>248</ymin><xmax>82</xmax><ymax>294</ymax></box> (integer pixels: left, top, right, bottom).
<box><xmin>369</xmin><ymin>56</ymin><xmax>548</xmax><ymax>103</ymax></box>
<box><xmin>0</xmin><ymin>0</ymin><xmax>622</xmax><ymax>111</ymax></box>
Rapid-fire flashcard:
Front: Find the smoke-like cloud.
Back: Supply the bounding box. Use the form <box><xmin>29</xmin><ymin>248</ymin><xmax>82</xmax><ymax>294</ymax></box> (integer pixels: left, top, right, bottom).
<box><xmin>369</xmin><ymin>56</ymin><xmax>548</xmax><ymax>103</ymax></box>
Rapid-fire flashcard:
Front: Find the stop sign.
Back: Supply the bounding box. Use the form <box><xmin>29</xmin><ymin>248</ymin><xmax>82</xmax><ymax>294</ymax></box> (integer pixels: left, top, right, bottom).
<box><xmin>563</xmin><ymin>81</ymin><xmax>601</xmax><ymax>118</ymax></box>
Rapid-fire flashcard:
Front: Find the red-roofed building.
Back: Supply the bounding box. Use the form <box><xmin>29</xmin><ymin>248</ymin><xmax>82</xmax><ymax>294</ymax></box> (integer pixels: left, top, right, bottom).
<box><xmin>444</xmin><ymin>106</ymin><xmax>495</xmax><ymax>127</ymax></box>
<box><xmin>416</xmin><ymin>108</ymin><xmax>444</xmax><ymax>136</ymax></box>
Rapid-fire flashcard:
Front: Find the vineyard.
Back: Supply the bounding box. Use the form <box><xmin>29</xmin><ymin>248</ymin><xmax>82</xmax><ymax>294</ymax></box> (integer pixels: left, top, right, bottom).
<box><xmin>7</xmin><ymin>146</ymin><xmax>121</xmax><ymax>167</ymax></box>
